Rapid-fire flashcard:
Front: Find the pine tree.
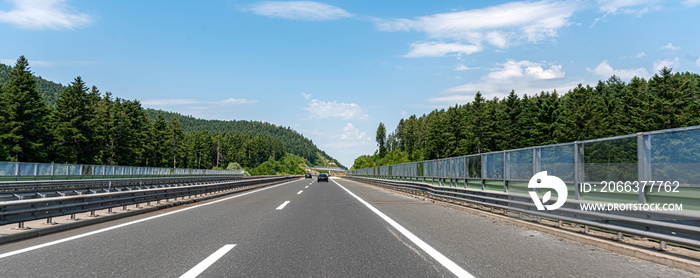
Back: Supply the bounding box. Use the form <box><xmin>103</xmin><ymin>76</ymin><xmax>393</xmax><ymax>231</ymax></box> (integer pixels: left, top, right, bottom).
<box><xmin>468</xmin><ymin>92</ymin><xmax>492</xmax><ymax>153</ymax></box>
<box><xmin>445</xmin><ymin>105</ymin><xmax>466</xmax><ymax>157</ymax></box>
<box><xmin>215</xmin><ymin>134</ymin><xmax>226</xmax><ymax>168</ymax></box>
<box><xmin>0</xmin><ymin>56</ymin><xmax>50</xmax><ymax>162</ymax></box>
<box><xmin>83</xmin><ymin>85</ymin><xmax>103</xmax><ymax>163</ymax></box>
<box><xmin>424</xmin><ymin>109</ymin><xmax>447</xmax><ymax>159</ymax></box>
<box><xmin>125</xmin><ymin>100</ymin><xmax>150</xmax><ymax>165</ymax></box>
<box><xmin>100</xmin><ymin>94</ymin><xmax>120</xmax><ymax>165</ymax></box>
<box><xmin>168</xmin><ymin>117</ymin><xmax>184</xmax><ymax>168</ymax></box>
<box><xmin>0</xmin><ymin>84</ymin><xmax>5</xmax><ymax>159</ymax></box>
<box><xmin>497</xmin><ymin>90</ymin><xmax>523</xmax><ymax>149</ymax></box>
<box><xmin>93</xmin><ymin>89</ymin><xmax>112</xmax><ymax>165</ymax></box>
<box><xmin>102</xmin><ymin>98</ymin><xmax>145</xmax><ymax>166</ymax></box>
<box><xmin>554</xmin><ymin>84</ymin><xmax>593</xmax><ymax>142</ymax></box>
<box><xmin>648</xmin><ymin>67</ymin><xmax>681</xmax><ymax>130</ymax></box>
<box><xmin>376</xmin><ymin>122</ymin><xmax>387</xmax><ymax>158</ymax></box>
<box><xmin>151</xmin><ymin>114</ymin><xmax>170</xmax><ymax>166</ymax></box>
<box><xmin>50</xmin><ymin>76</ymin><xmax>91</xmax><ymax>163</ymax></box>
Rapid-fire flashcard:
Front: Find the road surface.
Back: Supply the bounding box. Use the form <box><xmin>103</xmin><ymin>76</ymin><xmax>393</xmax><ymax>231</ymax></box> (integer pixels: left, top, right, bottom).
<box><xmin>0</xmin><ymin>177</ymin><xmax>693</xmax><ymax>277</ymax></box>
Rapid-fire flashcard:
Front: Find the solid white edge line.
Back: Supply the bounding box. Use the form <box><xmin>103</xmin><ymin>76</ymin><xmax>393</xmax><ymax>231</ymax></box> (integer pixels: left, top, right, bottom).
<box><xmin>331</xmin><ymin>178</ymin><xmax>475</xmax><ymax>278</ymax></box>
<box><xmin>297</xmin><ymin>190</ymin><xmax>303</xmax><ymax>194</ymax></box>
<box><xmin>276</xmin><ymin>201</ymin><xmax>291</xmax><ymax>210</ymax></box>
<box><xmin>0</xmin><ymin>178</ymin><xmax>301</xmax><ymax>259</ymax></box>
<box><xmin>179</xmin><ymin>244</ymin><xmax>237</xmax><ymax>278</ymax></box>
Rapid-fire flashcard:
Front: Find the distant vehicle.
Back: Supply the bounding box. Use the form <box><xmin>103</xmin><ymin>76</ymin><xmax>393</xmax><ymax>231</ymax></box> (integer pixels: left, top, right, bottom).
<box><xmin>317</xmin><ymin>173</ymin><xmax>329</xmax><ymax>182</ymax></box>
<box><xmin>305</xmin><ymin>173</ymin><xmax>312</xmax><ymax>179</ymax></box>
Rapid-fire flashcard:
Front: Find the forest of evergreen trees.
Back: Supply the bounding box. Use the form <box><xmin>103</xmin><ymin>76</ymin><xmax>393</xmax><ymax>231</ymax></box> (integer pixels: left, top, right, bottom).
<box><xmin>0</xmin><ymin>56</ymin><xmax>341</xmax><ymax>175</ymax></box>
<box><xmin>143</xmin><ymin>109</ymin><xmax>342</xmax><ymax>167</ymax></box>
<box><xmin>353</xmin><ymin>68</ymin><xmax>700</xmax><ymax>169</ymax></box>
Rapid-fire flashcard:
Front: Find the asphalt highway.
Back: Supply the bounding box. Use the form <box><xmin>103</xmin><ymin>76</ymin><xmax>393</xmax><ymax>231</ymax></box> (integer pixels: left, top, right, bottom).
<box><xmin>0</xmin><ymin>177</ymin><xmax>694</xmax><ymax>277</ymax></box>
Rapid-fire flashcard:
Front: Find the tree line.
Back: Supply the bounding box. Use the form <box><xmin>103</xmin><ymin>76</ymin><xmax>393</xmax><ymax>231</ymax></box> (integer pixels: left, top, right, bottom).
<box><xmin>143</xmin><ymin>109</ymin><xmax>343</xmax><ymax>168</ymax></box>
<box><xmin>354</xmin><ymin>68</ymin><xmax>700</xmax><ymax>169</ymax></box>
<box><xmin>0</xmin><ymin>56</ymin><xmax>323</xmax><ymax>174</ymax></box>
<box><xmin>0</xmin><ymin>62</ymin><xmax>64</xmax><ymax>105</ymax></box>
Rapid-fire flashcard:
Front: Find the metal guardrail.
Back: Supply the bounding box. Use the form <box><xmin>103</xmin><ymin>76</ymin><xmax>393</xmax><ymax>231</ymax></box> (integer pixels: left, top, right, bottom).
<box><xmin>348</xmin><ymin>125</ymin><xmax>700</xmax><ymax>211</ymax></box>
<box><xmin>345</xmin><ymin>176</ymin><xmax>700</xmax><ymax>250</ymax></box>
<box><xmin>0</xmin><ymin>176</ymin><xmax>250</xmax><ymax>201</ymax></box>
<box><xmin>0</xmin><ymin>176</ymin><xmax>297</xmax><ymax>227</ymax></box>
<box><xmin>0</xmin><ymin>161</ymin><xmax>244</xmax><ymax>181</ymax></box>
<box><xmin>302</xmin><ymin>166</ymin><xmax>348</xmax><ymax>172</ymax></box>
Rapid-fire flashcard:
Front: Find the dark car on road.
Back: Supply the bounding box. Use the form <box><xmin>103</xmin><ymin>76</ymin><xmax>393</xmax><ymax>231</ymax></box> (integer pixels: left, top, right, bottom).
<box><xmin>305</xmin><ymin>173</ymin><xmax>312</xmax><ymax>179</ymax></box>
<box><xmin>317</xmin><ymin>173</ymin><xmax>329</xmax><ymax>182</ymax></box>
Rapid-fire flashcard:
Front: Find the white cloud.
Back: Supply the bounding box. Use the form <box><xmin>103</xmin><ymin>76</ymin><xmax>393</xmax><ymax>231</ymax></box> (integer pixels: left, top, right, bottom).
<box><xmin>0</xmin><ymin>0</ymin><xmax>91</xmax><ymax>30</ymax></box>
<box><xmin>597</xmin><ymin>0</ymin><xmax>659</xmax><ymax>16</ymax></box>
<box><xmin>377</xmin><ymin>0</ymin><xmax>577</xmax><ymax>53</ymax></box>
<box><xmin>620</xmin><ymin>52</ymin><xmax>646</xmax><ymax>59</ymax></box>
<box><xmin>525</xmin><ymin>64</ymin><xmax>565</xmax><ymax>79</ymax></box>
<box><xmin>304</xmin><ymin>99</ymin><xmax>368</xmax><ymax>120</ymax></box>
<box><xmin>301</xmin><ymin>92</ymin><xmax>312</xmax><ymax>99</ymax></box>
<box><xmin>660</xmin><ymin>42</ymin><xmax>679</xmax><ymax>50</ymax></box>
<box><xmin>431</xmin><ymin>60</ymin><xmax>577</xmax><ymax>105</ymax></box>
<box><xmin>330</xmin><ymin>123</ymin><xmax>373</xmax><ymax>152</ymax></box>
<box><xmin>142</xmin><ymin>98</ymin><xmax>257</xmax><ymax>106</ymax></box>
<box><xmin>486</xmin><ymin>60</ymin><xmax>565</xmax><ymax>81</ymax></box>
<box><xmin>247</xmin><ymin>1</ymin><xmax>351</xmax><ymax>21</ymax></box>
<box><xmin>685</xmin><ymin>0</ymin><xmax>700</xmax><ymax>7</ymax></box>
<box><xmin>404</xmin><ymin>42</ymin><xmax>482</xmax><ymax>58</ymax></box>
<box><xmin>590</xmin><ymin>60</ymin><xmax>650</xmax><ymax>79</ymax></box>
<box><xmin>301</xmin><ymin>123</ymin><xmax>373</xmax><ymax>167</ymax></box>
<box><xmin>653</xmin><ymin>57</ymin><xmax>679</xmax><ymax>73</ymax></box>
<box><xmin>338</xmin><ymin>123</ymin><xmax>367</xmax><ymax>141</ymax></box>
<box><xmin>454</xmin><ymin>64</ymin><xmax>475</xmax><ymax>71</ymax></box>
<box><xmin>220</xmin><ymin>98</ymin><xmax>258</xmax><ymax>104</ymax></box>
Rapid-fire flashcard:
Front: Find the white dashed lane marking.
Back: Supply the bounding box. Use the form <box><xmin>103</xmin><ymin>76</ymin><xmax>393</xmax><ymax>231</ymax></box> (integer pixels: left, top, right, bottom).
<box><xmin>276</xmin><ymin>201</ymin><xmax>290</xmax><ymax>210</ymax></box>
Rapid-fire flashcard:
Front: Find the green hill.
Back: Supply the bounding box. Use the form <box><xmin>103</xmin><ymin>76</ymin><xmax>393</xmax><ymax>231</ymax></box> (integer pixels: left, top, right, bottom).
<box><xmin>145</xmin><ymin>109</ymin><xmax>343</xmax><ymax>168</ymax></box>
<box><xmin>0</xmin><ymin>60</ymin><xmax>343</xmax><ymax>169</ymax></box>
<box><xmin>0</xmin><ymin>62</ymin><xmax>66</xmax><ymax>105</ymax></box>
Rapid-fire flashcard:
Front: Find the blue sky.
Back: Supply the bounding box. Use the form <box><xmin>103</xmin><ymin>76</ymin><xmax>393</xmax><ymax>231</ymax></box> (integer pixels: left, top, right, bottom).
<box><xmin>1</xmin><ymin>0</ymin><xmax>699</xmax><ymax>167</ymax></box>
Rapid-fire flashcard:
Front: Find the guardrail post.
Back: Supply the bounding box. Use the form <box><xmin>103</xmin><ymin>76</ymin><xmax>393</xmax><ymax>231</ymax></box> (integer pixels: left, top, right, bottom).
<box><xmin>615</xmin><ymin>232</ymin><xmax>624</xmax><ymax>241</ymax></box>
<box><xmin>574</xmin><ymin>142</ymin><xmax>582</xmax><ymax>200</ymax></box>
<box><xmin>533</xmin><ymin>147</ymin><xmax>541</xmax><ymax>195</ymax></box>
<box><xmin>480</xmin><ymin>154</ymin><xmax>485</xmax><ymax>191</ymax></box>
<box><xmin>15</xmin><ymin>221</ymin><xmax>29</xmax><ymax>230</ymax></box>
<box><xmin>637</xmin><ymin>133</ymin><xmax>651</xmax><ymax>204</ymax></box>
<box><xmin>15</xmin><ymin>161</ymin><xmax>19</xmax><ymax>181</ymax></box>
<box><xmin>503</xmin><ymin>151</ymin><xmax>507</xmax><ymax>193</ymax></box>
